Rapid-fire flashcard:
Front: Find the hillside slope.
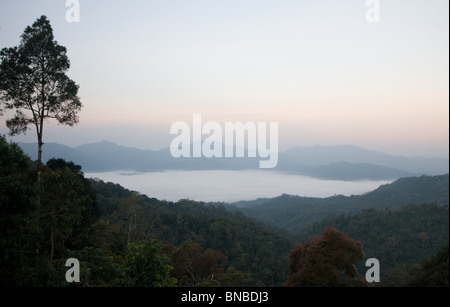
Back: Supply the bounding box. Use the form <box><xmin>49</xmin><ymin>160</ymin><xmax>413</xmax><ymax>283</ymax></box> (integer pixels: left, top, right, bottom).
<box><xmin>232</xmin><ymin>174</ymin><xmax>449</xmax><ymax>233</ymax></box>
<box><xmin>300</xmin><ymin>203</ymin><xmax>449</xmax><ymax>286</ymax></box>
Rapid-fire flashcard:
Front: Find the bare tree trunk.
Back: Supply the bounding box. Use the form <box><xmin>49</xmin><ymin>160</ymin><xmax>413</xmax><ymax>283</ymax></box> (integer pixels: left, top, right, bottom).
<box><xmin>37</xmin><ymin>138</ymin><xmax>43</xmax><ymax>182</ymax></box>
<box><xmin>47</xmin><ymin>229</ymin><xmax>54</xmax><ymax>287</ymax></box>
<box><xmin>37</xmin><ymin>116</ymin><xmax>44</xmax><ymax>182</ymax></box>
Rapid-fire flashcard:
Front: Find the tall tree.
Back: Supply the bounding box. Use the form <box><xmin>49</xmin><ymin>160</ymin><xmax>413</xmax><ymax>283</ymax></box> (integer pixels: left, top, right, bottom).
<box><xmin>0</xmin><ymin>15</ymin><xmax>82</xmax><ymax>177</ymax></box>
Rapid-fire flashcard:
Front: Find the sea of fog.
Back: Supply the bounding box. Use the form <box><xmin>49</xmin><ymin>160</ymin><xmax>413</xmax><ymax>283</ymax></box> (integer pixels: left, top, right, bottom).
<box><xmin>85</xmin><ymin>170</ymin><xmax>393</xmax><ymax>203</ymax></box>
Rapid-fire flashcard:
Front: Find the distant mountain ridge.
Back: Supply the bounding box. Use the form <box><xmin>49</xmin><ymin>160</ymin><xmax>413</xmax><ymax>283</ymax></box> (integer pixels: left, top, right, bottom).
<box><xmin>230</xmin><ymin>174</ymin><xmax>449</xmax><ymax>233</ymax></box>
<box><xmin>283</xmin><ymin>145</ymin><xmax>448</xmax><ymax>175</ymax></box>
<box><xmin>17</xmin><ymin>140</ymin><xmax>449</xmax><ymax>181</ymax></box>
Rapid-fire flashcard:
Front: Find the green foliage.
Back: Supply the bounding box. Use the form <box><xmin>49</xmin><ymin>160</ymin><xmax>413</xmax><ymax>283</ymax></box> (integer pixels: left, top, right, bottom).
<box><xmin>47</xmin><ymin>158</ymin><xmax>82</xmax><ymax>174</ymax></box>
<box><xmin>45</xmin><ymin>247</ymin><xmax>122</xmax><ymax>287</ymax></box>
<box><xmin>34</xmin><ymin>164</ymin><xmax>100</xmax><ymax>264</ymax></box>
<box><xmin>220</xmin><ymin>266</ymin><xmax>247</xmax><ymax>287</ymax></box>
<box><xmin>89</xmin><ymin>181</ymin><xmax>293</xmax><ymax>286</ymax></box>
<box><xmin>0</xmin><ymin>137</ymin><xmax>107</xmax><ymax>286</ymax></box>
<box><xmin>0</xmin><ymin>135</ymin><xmax>32</xmax><ymax>214</ymax></box>
<box><xmin>120</xmin><ymin>240</ymin><xmax>177</xmax><ymax>287</ymax></box>
<box><xmin>0</xmin><ymin>136</ymin><xmax>35</xmax><ymax>286</ymax></box>
<box><xmin>406</xmin><ymin>245</ymin><xmax>449</xmax><ymax>287</ymax></box>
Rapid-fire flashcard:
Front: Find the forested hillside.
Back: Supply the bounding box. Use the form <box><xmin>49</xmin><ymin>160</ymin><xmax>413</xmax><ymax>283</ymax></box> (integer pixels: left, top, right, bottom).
<box><xmin>88</xmin><ymin>178</ymin><xmax>294</xmax><ymax>286</ymax></box>
<box><xmin>232</xmin><ymin>174</ymin><xmax>449</xmax><ymax>233</ymax></box>
<box><xmin>1</xmin><ymin>137</ymin><xmax>448</xmax><ymax>287</ymax></box>
<box><xmin>299</xmin><ymin>203</ymin><xmax>449</xmax><ymax>286</ymax></box>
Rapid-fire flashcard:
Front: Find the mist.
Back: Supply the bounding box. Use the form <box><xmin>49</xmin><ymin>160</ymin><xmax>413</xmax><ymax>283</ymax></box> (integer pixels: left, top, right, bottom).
<box><xmin>85</xmin><ymin>170</ymin><xmax>392</xmax><ymax>203</ymax></box>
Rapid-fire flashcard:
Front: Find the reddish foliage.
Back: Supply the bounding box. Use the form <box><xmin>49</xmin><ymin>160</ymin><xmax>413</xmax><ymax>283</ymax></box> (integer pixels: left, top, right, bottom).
<box><xmin>285</xmin><ymin>227</ymin><xmax>369</xmax><ymax>287</ymax></box>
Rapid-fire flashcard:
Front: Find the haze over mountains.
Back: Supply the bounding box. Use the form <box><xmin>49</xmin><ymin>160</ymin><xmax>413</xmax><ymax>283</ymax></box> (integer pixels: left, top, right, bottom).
<box><xmin>17</xmin><ymin>140</ymin><xmax>449</xmax><ymax>181</ymax></box>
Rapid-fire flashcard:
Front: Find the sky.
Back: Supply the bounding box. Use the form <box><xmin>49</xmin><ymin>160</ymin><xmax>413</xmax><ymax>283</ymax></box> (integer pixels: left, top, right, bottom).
<box><xmin>0</xmin><ymin>0</ymin><xmax>448</xmax><ymax>158</ymax></box>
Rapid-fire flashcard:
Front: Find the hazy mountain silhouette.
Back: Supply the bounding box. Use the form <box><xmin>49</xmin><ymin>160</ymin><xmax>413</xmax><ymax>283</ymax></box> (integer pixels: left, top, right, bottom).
<box><xmin>17</xmin><ymin>141</ymin><xmax>449</xmax><ymax>180</ymax></box>
<box><xmin>306</xmin><ymin>161</ymin><xmax>413</xmax><ymax>180</ymax></box>
<box><xmin>283</xmin><ymin>145</ymin><xmax>448</xmax><ymax>175</ymax></box>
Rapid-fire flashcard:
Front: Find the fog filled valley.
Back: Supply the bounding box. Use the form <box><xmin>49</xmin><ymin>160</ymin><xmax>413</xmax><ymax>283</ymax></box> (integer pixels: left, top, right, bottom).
<box><xmin>2</xmin><ymin>136</ymin><xmax>449</xmax><ymax>287</ymax></box>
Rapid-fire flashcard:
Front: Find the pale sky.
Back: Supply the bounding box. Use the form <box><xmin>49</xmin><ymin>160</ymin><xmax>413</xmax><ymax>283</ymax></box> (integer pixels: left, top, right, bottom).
<box><xmin>0</xmin><ymin>0</ymin><xmax>448</xmax><ymax>158</ymax></box>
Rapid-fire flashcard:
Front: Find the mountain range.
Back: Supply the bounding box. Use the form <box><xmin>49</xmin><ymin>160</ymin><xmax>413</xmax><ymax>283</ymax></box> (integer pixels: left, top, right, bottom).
<box><xmin>17</xmin><ymin>140</ymin><xmax>449</xmax><ymax>181</ymax></box>
<box><xmin>229</xmin><ymin>173</ymin><xmax>449</xmax><ymax>234</ymax></box>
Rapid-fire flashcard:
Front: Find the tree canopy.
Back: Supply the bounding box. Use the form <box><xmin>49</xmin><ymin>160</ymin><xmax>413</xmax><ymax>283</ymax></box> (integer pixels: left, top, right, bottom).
<box><xmin>0</xmin><ymin>15</ymin><xmax>81</xmax><ymax>171</ymax></box>
<box><xmin>285</xmin><ymin>227</ymin><xmax>369</xmax><ymax>287</ymax></box>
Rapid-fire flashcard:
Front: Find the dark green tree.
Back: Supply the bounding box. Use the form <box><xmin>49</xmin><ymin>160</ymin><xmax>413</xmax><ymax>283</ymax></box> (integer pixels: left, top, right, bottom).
<box><xmin>407</xmin><ymin>245</ymin><xmax>449</xmax><ymax>287</ymax></box>
<box><xmin>121</xmin><ymin>240</ymin><xmax>177</xmax><ymax>287</ymax></box>
<box><xmin>0</xmin><ymin>15</ymin><xmax>81</xmax><ymax>177</ymax></box>
<box><xmin>0</xmin><ymin>135</ymin><xmax>35</xmax><ymax>286</ymax></box>
<box><xmin>34</xmin><ymin>163</ymin><xmax>99</xmax><ymax>286</ymax></box>
<box><xmin>45</xmin><ymin>158</ymin><xmax>100</xmax><ymax>249</ymax></box>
